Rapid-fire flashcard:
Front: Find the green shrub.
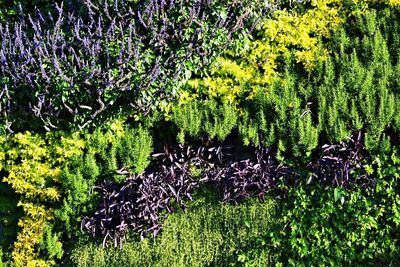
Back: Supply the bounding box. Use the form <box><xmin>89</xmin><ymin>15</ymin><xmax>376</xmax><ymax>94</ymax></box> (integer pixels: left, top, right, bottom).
<box><xmin>38</xmin><ymin>225</ymin><xmax>64</xmax><ymax>261</ymax></box>
<box><xmin>173</xmin><ymin>100</ymin><xmax>238</xmax><ymax>143</ymax></box>
<box><xmin>314</xmin><ymin>8</ymin><xmax>400</xmax><ymax>152</ymax></box>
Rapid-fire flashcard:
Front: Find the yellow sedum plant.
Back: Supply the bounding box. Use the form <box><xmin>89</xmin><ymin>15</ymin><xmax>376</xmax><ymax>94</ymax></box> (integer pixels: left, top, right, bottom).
<box><xmin>181</xmin><ymin>0</ymin><xmax>343</xmax><ymax>105</ymax></box>
<box><xmin>3</xmin><ymin>132</ymin><xmax>85</xmax><ymax>201</ymax></box>
<box><xmin>262</xmin><ymin>0</ymin><xmax>342</xmax><ymax>70</ymax></box>
<box><xmin>1</xmin><ymin>131</ymin><xmax>86</xmax><ymax>266</ymax></box>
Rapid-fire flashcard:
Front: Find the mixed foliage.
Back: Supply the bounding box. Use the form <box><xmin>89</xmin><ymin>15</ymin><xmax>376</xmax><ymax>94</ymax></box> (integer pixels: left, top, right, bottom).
<box><xmin>240</xmin><ymin>150</ymin><xmax>400</xmax><ymax>266</ymax></box>
<box><xmin>70</xmin><ymin>195</ymin><xmax>279</xmax><ymax>267</ymax></box>
<box><xmin>2</xmin><ymin>1</ymin><xmax>400</xmax><ymax>266</ymax></box>
<box><xmin>81</xmin><ymin>141</ymin><xmax>230</xmax><ymax>245</ymax></box>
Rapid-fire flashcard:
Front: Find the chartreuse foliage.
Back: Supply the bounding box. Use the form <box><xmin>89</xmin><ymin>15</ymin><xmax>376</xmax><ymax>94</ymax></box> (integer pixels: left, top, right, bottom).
<box><xmin>181</xmin><ymin>0</ymin><xmax>400</xmax><ymax>108</ymax></box>
<box><xmin>0</xmin><ymin>0</ymin><xmax>15</xmax><ymax>23</ymax></box>
<box><xmin>181</xmin><ymin>0</ymin><xmax>345</xmax><ymax>105</ymax></box>
<box><xmin>0</xmin><ymin>131</ymin><xmax>85</xmax><ymax>266</ymax></box>
<box><xmin>68</xmin><ymin>191</ymin><xmax>278</xmax><ymax>267</ymax></box>
<box><xmin>2</xmin><ymin>132</ymin><xmax>85</xmax><ymax>200</ymax></box>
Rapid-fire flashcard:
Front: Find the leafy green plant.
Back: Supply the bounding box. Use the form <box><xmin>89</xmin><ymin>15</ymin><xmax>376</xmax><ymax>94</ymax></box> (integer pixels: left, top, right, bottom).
<box><xmin>240</xmin><ymin>148</ymin><xmax>400</xmax><ymax>266</ymax></box>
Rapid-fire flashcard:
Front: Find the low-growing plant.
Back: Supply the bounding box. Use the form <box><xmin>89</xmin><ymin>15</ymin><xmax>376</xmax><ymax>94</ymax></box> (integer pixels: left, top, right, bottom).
<box><xmin>70</xmin><ymin>193</ymin><xmax>280</xmax><ymax>267</ymax></box>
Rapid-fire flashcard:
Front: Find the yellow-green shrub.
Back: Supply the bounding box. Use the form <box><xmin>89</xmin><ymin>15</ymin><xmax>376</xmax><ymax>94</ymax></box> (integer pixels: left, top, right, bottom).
<box><xmin>0</xmin><ymin>116</ymin><xmax>156</xmax><ymax>266</ymax></box>
<box><xmin>1</xmin><ymin>131</ymin><xmax>85</xmax><ymax>266</ymax></box>
<box><xmin>0</xmin><ymin>119</ymin><xmax>138</xmax><ymax>265</ymax></box>
<box><xmin>12</xmin><ymin>203</ymin><xmax>54</xmax><ymax>267</ymax></box>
